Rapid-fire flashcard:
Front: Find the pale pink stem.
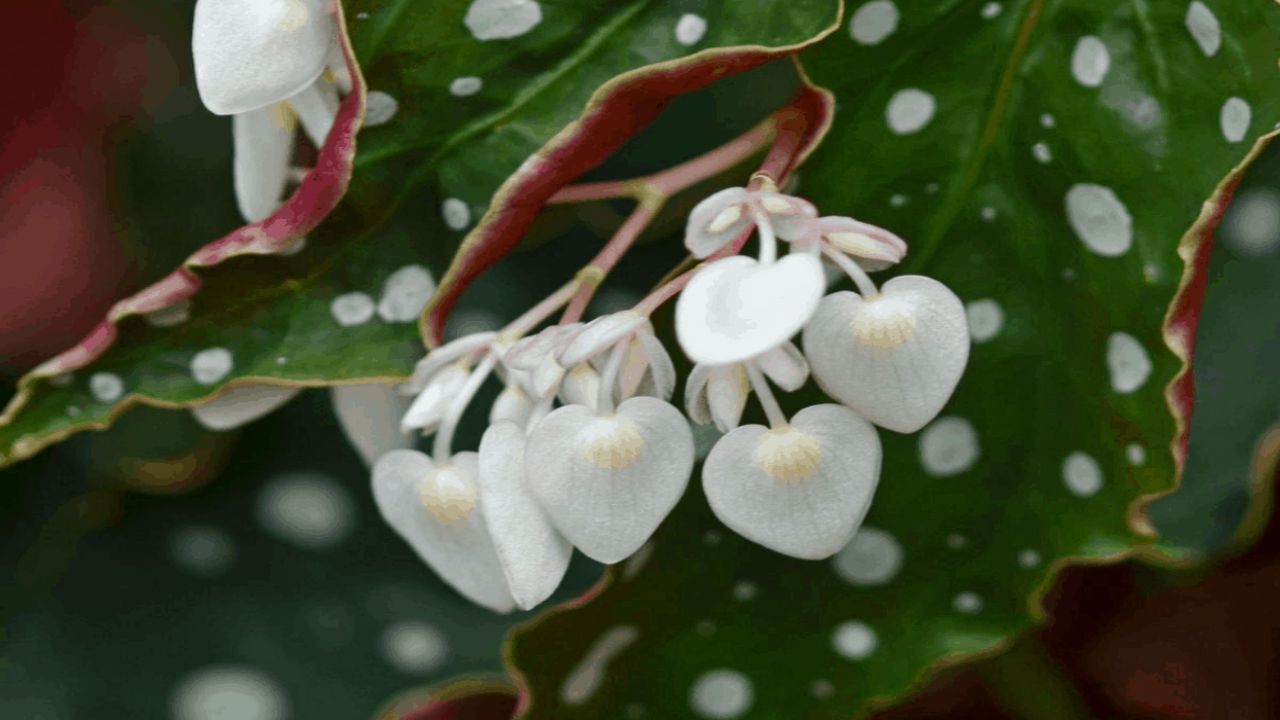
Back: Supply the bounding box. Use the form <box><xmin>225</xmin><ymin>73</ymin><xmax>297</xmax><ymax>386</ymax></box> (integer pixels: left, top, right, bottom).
<box><xmin>502</xmin><ymin>280</ymin><xmax>579</xmax><ymax>338</ymax></box>
<box><xmin>547</xmin><ymin>118</ymin><xmax>776</xmax><ymax>204</ymax></box>
<box><xmin>560</xmin><ymin>196</ymin><xmax>664</xmax><ymax>323</ymax></box>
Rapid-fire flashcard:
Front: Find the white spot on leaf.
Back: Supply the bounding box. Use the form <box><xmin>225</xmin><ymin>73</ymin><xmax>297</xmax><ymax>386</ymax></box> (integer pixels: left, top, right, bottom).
<box><xmin>1220</xmin><ymin>97</ymin><xmax>1251</xmax><ymax>143</ymax></box>
<box><xmin>1062</xmin><ymin>451</ymin><xmax>1103</xmax><ymax>497</ymax></box>
<box><xmin>191</xmin><ymin>348</ymin><xmax>233</xmax><ymax>386</ymax></box>
<box><xmin>1107</xmin><ymin>331</ymin><xmax>1152</xmax><ymax>393</ymax></box>
<box><xmin>965</xmin><ymin>299</ymin><xmax>1004</xmax><ymax>343</ymax></box>
<box><xmin>449</xmin><ymin>76</ymin><xmax>483</xmax><ymax>97</ymax></box>
<box><xmin>1019</xmin><ymin>548</ymin><xmax>1042</xmax><ymax>568</ymax></box>
<box><xmin>1185</xmin><ymin>1</ymin><xmax>1221</xmax><ymax>57</ymax></box>
<box><xmin>832</xmin><ymin>621</ymin><xmax>877</xmax><ymax>660</ymax></box>
<box><xmin>89</xmin><ymin>372</ymin><xmax>125</xmax><ymax>402</ymax></box>
<box><xmin>330</xmin><ymin>292</ymin><xmax>376</xmax><ymax>326</ymax></box>
<box><xmin>442</xmin><ymin>197</ymin><xmax>470</xmax><ymax>230</ymax></box>
<box><xmin>980</xmin><ymin>2</ymin><xmax>1002</xmax><ymax>19</ymax></box>
<box><xmin>169</xmin><ymin>666</ymin><xmax>288</xmax><ymax>720</ymax></box>
<box><xmin>1040</xmin><ymin>113</ymin><xmax>1056</xmax><ymax>129</ymax></box>
<box><xmin>364</xmin><ymin>91</ymin><xmax>398</xmax><ymax>126</ymax></box>
<box><xmin>146</xmin><ymin>300</ymin><xmax>191</xmax><ymax>328</ymax></box>
<box><xmin>849</xmin><ymin>1</ymin><xmax>899</xmax><ymax>45</ymax></box>
<box><xmin>1222</xmin><ymin>188</ymin><xmax>1280</xmax><ymax>257</ymax></box>
<box><xmin>674</xmin><ymin>13</ymin><xmax>707</xmax><ymax>46</ymax></box>
<box><xmin>885</xmin><ymin>88</ymin><xmax>936</xmax><ymax>135</ymax></box>
<box><xmin>919</xmin><ymin>417</ymin><xmax>980</xmax><ymax>477</ymax></box>
<box><xmin>1032</xmin><ymin>141</ymin><xmax>1052</xmax><ymax>163</ymax></box>
<box><xmin>832</xmin><ymin>526</ymin><xmax>903</xmax><ymax>586</ymax></box>
<box><xmin>1065</xmin><ymin>183</ymin><xmax>1133</xmax><ymax>257</ymax></box>
<box><xmin>1071</xmin><ymin>36</ymin><xmax>1110</xmax><ymax>87</ymax></box>
<box><xmin>377</xmin><ymin>265</ymin><xmax>436</xmax><ymax>323</ymax></box>
<box><xmin>690</xmin><ymin>669</ymin><xmax>753</xmax><ymax>719</ymax></box>
<box><xmin>1126</xmin><ymin>442</ymin><xmax>1147</xmax><ymax>466</ymax></box>
<box><xmin>464</xmin><ymin>0</ymin><xmax>542</xmax><ymax>41</ymax></box>
<box><xmin>256</xmin><ymin>472</ymin><xmax>356</xmax><ymax>549</ymax></box>
<box><xmin>953</xmin><ymin>591</ymin><xmax>983</xmax><ymax>614</ymax></box>
<box><xmin>380</xmin><ymin>621</ymin><xmax>449</xmax><ymax>674</ymax></box>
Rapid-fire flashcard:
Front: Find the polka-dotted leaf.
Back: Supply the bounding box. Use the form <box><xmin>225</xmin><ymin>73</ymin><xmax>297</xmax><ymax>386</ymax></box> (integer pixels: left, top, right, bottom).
<box><xmin>506</xmin><ymin>2</ymin><xmax>1280</xmax><ymax>718</ymax></box>
<box><xmin>0</xmin><ymin>0</ymin><xmax>842</xmax><ymax>467</ymax></box>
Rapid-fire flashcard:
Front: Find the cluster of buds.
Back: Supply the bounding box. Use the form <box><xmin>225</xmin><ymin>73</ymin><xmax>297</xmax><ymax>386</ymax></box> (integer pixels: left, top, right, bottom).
<box><xmin>375</xmin><ymin>179</ymin><xmax>969</xmax><ymax>612</ymax></box>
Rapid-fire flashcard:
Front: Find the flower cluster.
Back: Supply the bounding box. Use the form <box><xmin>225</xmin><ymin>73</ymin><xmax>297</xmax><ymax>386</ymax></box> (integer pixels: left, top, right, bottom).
<box><xmin>376</xmin><ymin>180</ymin><xmax>969</xmax><ymax>612</ymax></box>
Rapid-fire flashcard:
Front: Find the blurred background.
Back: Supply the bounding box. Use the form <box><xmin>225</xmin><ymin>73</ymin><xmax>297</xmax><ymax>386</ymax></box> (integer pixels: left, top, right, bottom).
<box><xmin>2</xmin><ymin>1</ymin><xmax>1279</xmax><ymax>718</ymax></box>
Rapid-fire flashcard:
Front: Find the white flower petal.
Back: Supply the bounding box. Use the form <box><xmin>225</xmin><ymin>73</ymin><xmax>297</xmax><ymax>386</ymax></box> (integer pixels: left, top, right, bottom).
<box><xmin>751</xmin><ymin>191</ymin><xmax>818</xmax><ymax>241</ymax></box>
<box><xmin>633</xmin><ymin>331</ymin><xmax>676</xmax><ymax>401</ymax></box>
<box><xmin>756</xmin><ymin>342</ymin><xmax>809</xmax><ymax>392</ymax></box>
<box><xmin>232</xmin><ymin>103</ymin><xmax>295</xmax><ymax>223</ymax></box>
<box><xmin>531</xmin><ymin>353</ymin><xmax>566</xmax><ymax>399</ymax></box>
<box><xmin>702</xmin><ymin>404</ymin><xmax>881</xmax><ymax>559</ymax></box>
<box><xmin>285</xmin><ymin>77</ymin><xmax>339</xmax><ymax>147</ymax></box>
<box><xmin>191</xmin><ymin>384</ymin><xmax>301</xmax><ymax>430</ymax></box>
<box><xmin>526</xmin><ymin>397</ymin><xmax>694</xmax><ymax>563</ymax></box>
<box><xmin>192</xmin><ymin>0</ymin><xmax>335</xmax><ymax>115</ymax></box>
<box><xmin>406</xmin><ymin>332</ymin><xmax>496</xmax><ymax>392</ymax></box>
<box><xmin>675</xmin><ymin>253</ymin><xmax>826</xmax><ymax>365</ymax></box>
<box><xmin>685</xmin><ymin>187</ymin><xmax>752</xmax><ymax>258</ymax></box>
<box><xmin>559</xmin><ymin>363</ymin><xmax>601</xmax><ymax>409</ymax></box>
<box><xmin>401</xmin><ymin>364</ymin><xmax>469</xmax><ymax>434</ymax></box>
<box><xmin>372</xmin><ymin>450</ymin><xmax>515</xmax><ymax>612</ymax></box>
<box><xmin>684</xmin><ymin>364</ymin><xmax>713</xmax><ymax>426</ymax></box>
<box><xmin>557</xmin><ymin>312</ymin><xmax>648</xmax><ymax>368</ymax></box>
<box><xmin>489</xmin><ymin>384</ymin><xmax>533</xmax><ymax>427</ymax></box>
<box><xmin>478</xmin><ymin>422</ymin><xmax>573</xmax><ymax>609</ymax></box>
<box><xmin>803</xmin><ymin>276</ymin><xmax>969</xmax><ymax>433</ymax></box>
<box><xmin>505</xmin><ymin>323</ymin><xmax>583</xmax><ymax>371</ymax></box>
<box><xmin>813</xmin><ymin>216</ymin><xmax>908</xmax><ymax>271</ymax></box>
<box><xmin>331</xmin><ymin>383</ymin><xmax>414</xmax><ymax>466</ymax></box>
<box><xmin>707</xmin><ymin>366</ymin><xmax>748</xmax><ymax>433</ymax></box>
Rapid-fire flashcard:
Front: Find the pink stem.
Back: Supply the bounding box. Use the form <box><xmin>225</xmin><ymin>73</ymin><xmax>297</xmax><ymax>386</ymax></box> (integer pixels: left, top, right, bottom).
<box><xmin>547</xmin><ymin>118</ymin><xmax>776</xmax><ymax>204</ymax></box>
<box><xmin>560</xmin><ymin>197</ymin><xmax>663</xmax><ymax>323</ymax></box>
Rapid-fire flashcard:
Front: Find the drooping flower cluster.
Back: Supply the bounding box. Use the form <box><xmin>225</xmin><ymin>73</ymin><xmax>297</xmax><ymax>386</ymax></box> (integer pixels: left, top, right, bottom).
<box><xmin>374</xmin><ymin>179</ymin><xmax>969</xmax><ymax>612</ymax></box>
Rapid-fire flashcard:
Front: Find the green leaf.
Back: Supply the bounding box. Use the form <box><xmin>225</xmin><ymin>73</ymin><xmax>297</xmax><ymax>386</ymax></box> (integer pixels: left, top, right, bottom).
<box><xmin>506</xmin><ymin>1</ymin><xmax>1280</xmax><ymax>717</ymax></box>
<box><xmin>0</xmin><ymin>0</ymin><xmax>842</xmax><ymax>467</ymax></box>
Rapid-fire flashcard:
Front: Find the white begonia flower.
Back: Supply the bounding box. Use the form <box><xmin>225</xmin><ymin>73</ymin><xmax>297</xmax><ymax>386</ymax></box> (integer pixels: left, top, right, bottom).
<box><xmin>331</xmin><ymin>382</ymin><xmax>415</xmax><ymax>467</ymax></box>
<box><xmin>557</xmin><ymin>312</ymin><xmax>675</xmax><ymax>403</ymax></box>
<box><xmin>406</xmin><ymin>331</ymin><xmax>498</xmax><ymax>393</ymax></box>
<box><xmin>190</xmin><ymin>384</ymin><xmax>302</xmax><ymax>430</ymax></box>
<box><xmin>373</xmin><ymin>449</ymin><xmax>516</xmax><ymax>613</ymax></box>
<box><xmin>504</xmin><ymin>323</ymin><xmax>584</xmax><ymax>399</ymax></box>
<box><xmin>803</xmin><ymin>275</ymin><xmax>969</xmax><ymax>433</ymax></box>
<box><xmin>489</xmin><ymin>382</ymin><xmax>534</xmax><ymax>427</ymax></box>
<box><xmin>477</xmin><ymin>421</ymin><xmax>573</xmax><ymax>609</ymax></box>
<box><xmin>558</xmin><ymin>363</ymin><xmax>603</xmax><ymax>409</ymax></box>
<box><xmin>702</xmin><ymin>403</ymin><xmax>881</xmax><ymax>559</ymax></box>
<box><xmin>525</xmin><ymin>396</ymin><xmax>694</xmax><ymax>563</ymax></box>
<box><xmin>192</xmin><ymin>0</ymin><xmax>335</xmax><ymax>116</ymax></box>
<box><xmin>676</xmin><ymin>185</ymin><xmax>828</xmax><ymax>366</ymax></box>
<box><xmin>684</xmin><ymin>342</ymin><xmax>809</xmax><ymax>433</ymax></box>
<box><xmin>684</xmin><ymin>187</ymin><xmax>817</xmax><ymax>259</ymax></box>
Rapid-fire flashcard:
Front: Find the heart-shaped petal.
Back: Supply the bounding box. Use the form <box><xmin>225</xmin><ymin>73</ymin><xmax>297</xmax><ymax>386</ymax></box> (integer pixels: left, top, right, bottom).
<box><xmin>702</xmin><ymin>404</ymin><xmax>882</xmax><ymax>559</ymax></box>
<box><xmin>191</xmin><ymin>383</ymin><xmax>301</xmax><ymax>430</ymax></box>
<box><xmin>332</xmin><ymin>383</ymin><xmax>414</xmax><ymax>466</ymax></box>
<box><xmin>675</xmin><ymin>253</ymin><xmax>826</xmax><ymax>365</ymax></box>
<box><xmin>192</xmin><ymin>0</ymin><xmax>335</xmax><ymax>115</ymax></box>
<box><xmin>232</xmin><ymin>103</ymin><xmax>295</xmax><ymax>222</ymax></box>
<box><xmin>478</xmin><ymin>422</ymin><xmax>573</xmax><ymax>609</ymax></box>
<box><xmin>372</xmin><ymin>450</ymin><xmax>515</xmax><ymax>612</ymax></box>
<box><xmin>525</xmin><ymin>397</ymin><xmax>694</xmax><ymax>563</ymax></box>
<box><xmin>803</xmin><ymin>276</ymin><xmax>969</xmax><ymax>433</ymax></box>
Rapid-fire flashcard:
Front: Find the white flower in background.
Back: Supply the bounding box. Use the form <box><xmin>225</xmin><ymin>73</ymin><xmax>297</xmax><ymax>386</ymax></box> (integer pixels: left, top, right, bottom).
<box><xmin>192</xmin><ymin>0</ymin><xmax>343</xmax><ymax>222</ymax></box>
<box><xmin>675</xmin><ymin>187</ymin><xmax>826</xmax><ymax>365</ymax></box>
